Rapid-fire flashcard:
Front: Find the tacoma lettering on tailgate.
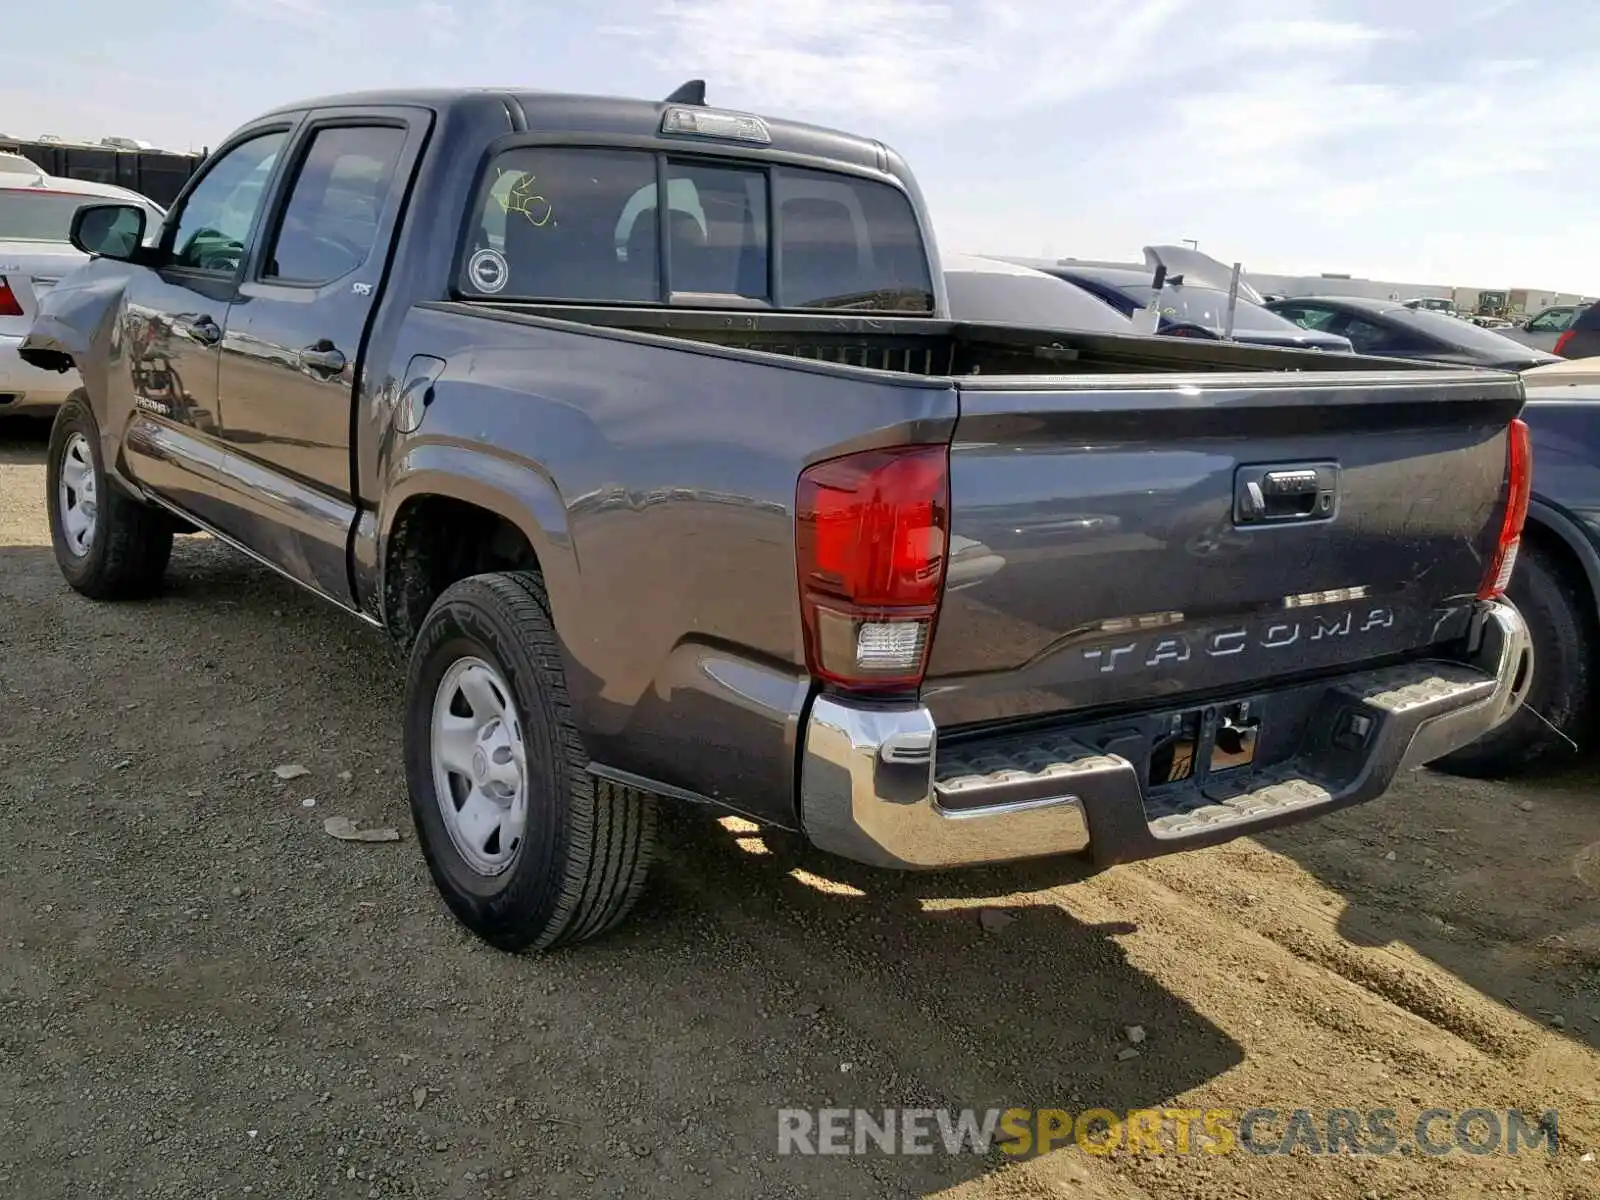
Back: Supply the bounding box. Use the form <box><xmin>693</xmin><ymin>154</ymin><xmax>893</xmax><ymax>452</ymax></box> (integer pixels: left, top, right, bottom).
<box><xmin>1082</xmin><ymin>605</ymin><xmax>1398</xmax><ymax>676</ymax></box>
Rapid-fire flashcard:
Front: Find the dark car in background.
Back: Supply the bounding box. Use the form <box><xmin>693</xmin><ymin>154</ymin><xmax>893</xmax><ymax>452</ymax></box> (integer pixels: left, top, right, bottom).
<box><xmin>1265</xmin><ymin>295</ymin><xmax>1560</xmax><ymax>371</ymax></box>
<box><xmin>1026</xmin><ymin>263</ymin><xmax>1356</xmax><ymax>352</ymax></box>
<box><xmin>1551</xmin><ymin>301</ymin><xmax>1600</xmax><ymax>360</ymax></box>
<box><xmin>1435</xmin><ymin>357</ymin><xmax>1600</xmax><ymax>777</ymax></box>
<box><xmin>1504</xmin><ymin>303</ymin><xmax>1589</xmax><ymax>353</ymax></box>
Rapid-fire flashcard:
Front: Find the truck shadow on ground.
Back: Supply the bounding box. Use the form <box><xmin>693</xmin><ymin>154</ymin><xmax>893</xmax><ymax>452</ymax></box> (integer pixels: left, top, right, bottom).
<box><xmin>1255</xmin><ymin>763</ymin><xmax>1600</xmax><ymax>1056</ymax></box>
<box><xmin>653</xmin><ymin>805</ymin><xmax>1244</xmax><ymax>1120</ymax></box>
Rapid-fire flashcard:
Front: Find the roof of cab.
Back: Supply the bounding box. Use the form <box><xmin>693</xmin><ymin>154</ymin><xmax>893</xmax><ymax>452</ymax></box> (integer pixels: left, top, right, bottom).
<box><xmin>258</xmin><ymin>87</ymin><xmax>890</xmax><ymax>175</ymax></box>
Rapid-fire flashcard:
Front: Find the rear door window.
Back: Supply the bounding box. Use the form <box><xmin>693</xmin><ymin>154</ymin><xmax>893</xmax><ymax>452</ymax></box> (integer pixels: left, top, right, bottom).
<box><xmin>261</xmin><ymin>125</ymin><xmax>407</xmax><ymax>285</ymax></box>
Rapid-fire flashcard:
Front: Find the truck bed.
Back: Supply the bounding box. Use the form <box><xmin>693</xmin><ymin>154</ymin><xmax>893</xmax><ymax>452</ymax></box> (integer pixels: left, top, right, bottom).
<box><xmin>435</xmin><ymin>300</ymin><xmax>1442</xmax><ymax>380</ymax></box>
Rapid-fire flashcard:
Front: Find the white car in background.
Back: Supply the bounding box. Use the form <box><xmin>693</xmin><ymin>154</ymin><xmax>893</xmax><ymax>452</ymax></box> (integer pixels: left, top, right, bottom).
<box><xmin>942</xmin><ymin>253</ymin><xmax>1138</xmax><ymax>334</ymax></box>
<box><xmin>1</xmin><ymin>153</ymin><xmax>165</xmax><ymax>417</ymax></box>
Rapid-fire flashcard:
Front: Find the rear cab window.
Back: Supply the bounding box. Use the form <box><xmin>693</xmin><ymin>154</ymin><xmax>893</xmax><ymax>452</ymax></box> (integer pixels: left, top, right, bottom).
<box><xmin>458</xmin><ymin>146</ymin><xmax>933</xmax><ymax>314</ymax></box>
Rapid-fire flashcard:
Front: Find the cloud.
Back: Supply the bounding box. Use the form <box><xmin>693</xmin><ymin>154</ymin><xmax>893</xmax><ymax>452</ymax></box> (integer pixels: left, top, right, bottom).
<box><xmin>622</xmin><ymin>0</ymin><xmax>1200</xmax><ymax>121</ymax></box>
<box><xmin>229</xmin><ymin>0</ymin><xmax>331</xmax><ymax>26</ymax></box>
<box><xmin>414</xmin><ymin>1</ymin><xmax>460</xmax><ymax>47</ymax></box>
<box><xmin>609</xmin><ymin>0</ymin><xmax>1595</xmax><ymax>288</ymax></box>
<box><xmin>1220</xmin><ymin>17</ymin><xmax>1396</xmax><ymax>50</ymax></box>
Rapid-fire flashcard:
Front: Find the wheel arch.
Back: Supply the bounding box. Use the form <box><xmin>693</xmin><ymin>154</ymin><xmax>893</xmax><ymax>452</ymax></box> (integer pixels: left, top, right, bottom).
<box><xmin>376</xmin><ymin>453</ymin><xmax>578</xmax><ymax>651</ymax></box>
<box><xmin>1524</xmin><ymin>498</ymin><xmax>1600</xmax><ymax>628</ymax></box>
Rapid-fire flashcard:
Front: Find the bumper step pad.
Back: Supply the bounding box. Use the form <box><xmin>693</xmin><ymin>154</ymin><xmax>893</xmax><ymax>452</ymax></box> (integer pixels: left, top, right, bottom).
<box><xmin>929</xmin><ymin>657</ymin><xmax>1501</xmax><ymax>861</ymax></box>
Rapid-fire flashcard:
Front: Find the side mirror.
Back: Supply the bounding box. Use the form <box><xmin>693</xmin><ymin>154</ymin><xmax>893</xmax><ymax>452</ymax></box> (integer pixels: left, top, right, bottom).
<box><xmin>70</xmin><ymin>202</ymin><xmax>148</xmax><ymax>261</ymax></box>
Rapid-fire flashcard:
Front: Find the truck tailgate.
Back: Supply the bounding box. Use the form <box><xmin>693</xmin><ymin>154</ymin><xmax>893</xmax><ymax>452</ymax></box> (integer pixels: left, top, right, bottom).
<box><xmin>924</xmin><ymin>368</ymin><xmax>1526</xmax><ymax>728</ymax></box>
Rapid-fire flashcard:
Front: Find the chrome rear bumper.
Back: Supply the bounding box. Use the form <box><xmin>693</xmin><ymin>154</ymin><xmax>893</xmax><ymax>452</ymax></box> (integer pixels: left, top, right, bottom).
<box><xmin>798</xmin><ymin>599</ymin><xmax>1531</xmax><ymax>870</ymax></box>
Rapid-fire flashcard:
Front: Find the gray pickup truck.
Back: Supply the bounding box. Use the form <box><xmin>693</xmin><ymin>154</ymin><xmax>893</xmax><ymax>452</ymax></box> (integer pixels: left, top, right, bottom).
<box><xmin>22</xmin><ymin>83</ymin><xmax>1533</xmax><ymax>954</ymax></box>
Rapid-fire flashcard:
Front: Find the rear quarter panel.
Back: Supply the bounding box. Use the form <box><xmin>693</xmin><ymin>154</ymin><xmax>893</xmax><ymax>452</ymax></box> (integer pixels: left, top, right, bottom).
<box><xmin>372</xmin><ymin>305</ymin><xmax>958</xmax><ymax>820</ymax></box>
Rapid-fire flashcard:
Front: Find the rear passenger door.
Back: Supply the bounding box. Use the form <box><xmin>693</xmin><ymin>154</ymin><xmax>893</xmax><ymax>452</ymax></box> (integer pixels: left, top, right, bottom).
<box><xmin>213</xmin><ymin>108</ymin><xmax>428</xmax><ymax>604</ymax></box>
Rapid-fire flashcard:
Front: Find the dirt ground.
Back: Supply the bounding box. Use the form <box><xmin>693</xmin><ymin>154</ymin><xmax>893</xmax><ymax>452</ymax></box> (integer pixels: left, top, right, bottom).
<box><xmin>1</xmin><ymin>416</ymin><xmax>1596</xmax><ymax>1200</ymax></box>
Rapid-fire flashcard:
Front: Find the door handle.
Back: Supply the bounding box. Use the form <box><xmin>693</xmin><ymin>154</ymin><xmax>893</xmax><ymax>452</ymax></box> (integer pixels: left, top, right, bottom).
<box><xmin>1234</xmin><ymin>462</ymin><xmax>1340</xmax><ymax>526</ymax></box>
<box><xmin>299</xmin><ymin>343</ymin><xmax>347</xmax><ymax>375</ymax></box>
<box><xmin>175</xmin><ymin>314</ymin><xmax>222</xmax><ymax>346</ymax></box>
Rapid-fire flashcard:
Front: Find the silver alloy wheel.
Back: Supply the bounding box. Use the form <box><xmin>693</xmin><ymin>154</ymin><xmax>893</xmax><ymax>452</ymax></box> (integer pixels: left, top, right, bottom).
<box><xmin>430</xmin><ymin>656</ymin><xmax>529</xmax><ymax>876</ymax></box>
<box><xmin>57</xmin><ymin>432</ymin><xmax>98</xmax><ymax>557</ymax></box>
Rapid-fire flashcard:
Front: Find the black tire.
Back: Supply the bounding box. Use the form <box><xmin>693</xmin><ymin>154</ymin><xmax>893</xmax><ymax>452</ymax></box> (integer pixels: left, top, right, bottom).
<box><xmin>402</xmin><ymin>570</ymin><xmax>657</xmax><ymax>952</ymax></box>
<box><xmin>45</xmin><ymin>394</ymin><xmax>173</xmax><ymax>600</ymax></box>
<box><xmin>1430</xmin><ymin>543</ymin><xmax>1595</xmax><ymax>777</ymax></box>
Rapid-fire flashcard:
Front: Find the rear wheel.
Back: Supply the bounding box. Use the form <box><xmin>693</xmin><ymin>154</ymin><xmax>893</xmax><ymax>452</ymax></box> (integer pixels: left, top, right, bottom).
<box><xmin>1430</xmin><ymin>543</ymin><xmax>1596</xmax><ymax>777</ymax></box>
<box><xmin>46</xmin><ymin>395</ymin><xmax>173</xmax><ymax>599</ymax></box>
<box><xmin>403</xmin><ymin>570</ymin><xmax>658</xmax><ymax>952</ymax></box>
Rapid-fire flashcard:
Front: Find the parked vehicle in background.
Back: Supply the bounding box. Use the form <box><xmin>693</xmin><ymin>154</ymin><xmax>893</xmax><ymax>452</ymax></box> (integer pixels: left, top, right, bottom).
<box><xmin>1265</xmin><ymin>296</ymin><xmax>1560</xmax><ymax>371</ymax></box>
<box><xmin>1551</xmin><ymin>301</ymin><xmax>1600</xmax><ymax>361</ymax></box>
<box><xmin>1032</xmin><ymin>263</ymin><xmax>1355</xmax><ymax>352</ymax></box>
<box><xmin>1402</xmin><ymin>297</ymin><xmax>1460</xmax><ymax>316</ymax></box>
<box><xmin>24</xmin><ymin>83</ymin><xmax>1532</xmax><ymax>955</ymax></box>
<box><xmin>943</xmin><ymin>253</ymin><xmax>1136</xmax><ymax>334</ymax></box>
<box><xmin>0</xmin><ymin>136</ymin><xmax>205</xmax><ymax>208</ymax></box>
<box><xmin>1</xmin><ymin>160</ymin><xmax>164</xmax><ymax>417</ymax></box>
<box><xmin>1504</xmin><ymin>304</ymin><xmax>1589</xmax><ymax>353</ymax></box>
<box><xmin>1436</xmin><ymin>356</ymin><xmax>1600</xmax><ymax>776</ymax></box>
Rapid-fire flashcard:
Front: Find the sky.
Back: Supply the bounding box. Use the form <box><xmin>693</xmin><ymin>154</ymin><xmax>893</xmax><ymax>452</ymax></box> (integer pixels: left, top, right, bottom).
<box><xmin>7</xmin><ymin>0</ymin><xmax>1595</xmax><ymax>291</ymax></box>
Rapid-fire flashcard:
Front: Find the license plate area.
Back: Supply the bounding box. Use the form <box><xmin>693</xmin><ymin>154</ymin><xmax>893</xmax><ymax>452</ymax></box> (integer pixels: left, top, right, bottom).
<box><xmin>1083</xmin><ymin>692</ymin><xmax>1290</xmax><ymax>803</ymax></box>
<box><xmin>1142</xmin><ymin>701</ymin><xmax>1261</xmax><ymax>792</ymax></box>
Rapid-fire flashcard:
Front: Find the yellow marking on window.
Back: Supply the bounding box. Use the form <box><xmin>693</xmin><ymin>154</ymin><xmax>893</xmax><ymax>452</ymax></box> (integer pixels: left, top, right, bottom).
<box><xmin>492</xmin><ymin>167</ymin><xmax>554</xmax><ymax>228</ymax></box>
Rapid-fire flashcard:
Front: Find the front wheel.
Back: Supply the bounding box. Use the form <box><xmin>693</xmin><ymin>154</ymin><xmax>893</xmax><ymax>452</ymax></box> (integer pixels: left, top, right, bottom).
<box><xmin>46</xmin><ymin>395</ymin><xmax>173</xmax><ymax>599</ymax></box>
<box><xmin>1430</xmin><ymin>544</ymin><xmax>1596</xmax><ymax>777</ymax></box>
<box><xmin>402</xmin><ymin>571</ymin><xmax>658</xmax><ymax>952</ymax></box>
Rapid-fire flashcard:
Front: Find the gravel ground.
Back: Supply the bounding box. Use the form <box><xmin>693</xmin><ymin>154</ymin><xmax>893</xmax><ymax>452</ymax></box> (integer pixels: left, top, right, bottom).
<box><xmin>1</xmin><ymin>417</ymin><xmax>1597</xmax><ymax>1199</ymax></box>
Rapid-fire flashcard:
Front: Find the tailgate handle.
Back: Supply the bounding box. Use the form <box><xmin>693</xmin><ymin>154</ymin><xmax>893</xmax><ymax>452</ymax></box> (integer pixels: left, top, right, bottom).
<box><xmin>1235</xmin><ymin>463</ymin><xmax>1339</xmax><ymax>526</ymax></box>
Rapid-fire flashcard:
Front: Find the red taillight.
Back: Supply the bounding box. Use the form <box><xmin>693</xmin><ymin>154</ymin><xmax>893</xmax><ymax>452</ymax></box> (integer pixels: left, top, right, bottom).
<box><xmin>796</xmin><ymin>444</ymin><xmax>950</xmax><ymax>690</ymax></box>
<box><xmin>0</xmin><ymin>276</ymin><xmax>22</xmax><ymax>318</ymax></box>
<box><xmin>1553</xmin><ymin>328</ymin><xmax>1574</xmax><ymax>357</ymax></box>
<box><xmin>1479</xmin><ymin>417</ymin><xmax>1532</xmax><ymax>600</ymax></box>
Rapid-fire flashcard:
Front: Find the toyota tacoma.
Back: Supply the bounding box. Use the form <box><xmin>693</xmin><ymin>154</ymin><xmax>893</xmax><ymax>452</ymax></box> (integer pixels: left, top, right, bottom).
<box><xmin>22</xmin><ymin>82</ymin><xmax>1533</xmax><ymax>952</ymax></box>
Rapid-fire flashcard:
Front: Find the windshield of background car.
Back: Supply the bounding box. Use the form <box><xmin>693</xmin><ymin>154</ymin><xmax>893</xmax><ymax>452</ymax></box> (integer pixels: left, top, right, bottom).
<box><xmin>457</xmin><ymin>146</ymin><xmax>934</xmax><ymax>313</ymax></box>
<box><xmin>1121</xmin><ymin>284</ymin><xmax>1310</xmax><ymax>334</ymax></box>
<box><xmin>0</xmin><ymin>188</ymin><xmax>162</xmax><ymax>242</ymax></box>
<box><xmin>1388</xmin><ymin>305</ymin><xmax>1542</xmax><ymax>352</ymax></box>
